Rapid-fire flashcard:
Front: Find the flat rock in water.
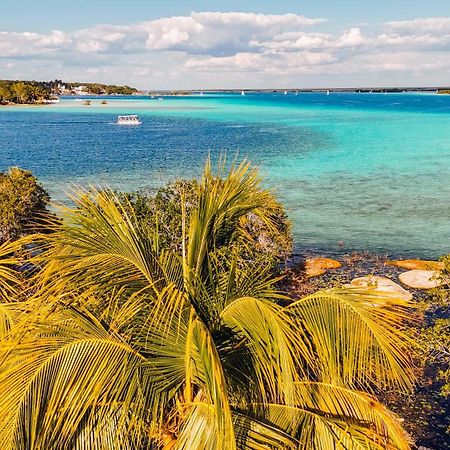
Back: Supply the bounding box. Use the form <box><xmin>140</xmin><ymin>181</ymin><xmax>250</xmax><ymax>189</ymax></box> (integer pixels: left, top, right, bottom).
<box><xmin>399</xmin><ymin>270</ymin><xmax>443</xmax><ymax>289</ymax></box>
<box><xmin>388</xmin><ymin>259</ymin><xmax>444</xmax><ymax>271</ymax></box>
<box><xmin>305</xmin><ymin>258</ymin><xmax>341</xmax><ymax>277</ymax></box>
<box><xmin>346</xmin><ymin>275</ymin><xmax>413</xmax><ymax>301</ymax></box>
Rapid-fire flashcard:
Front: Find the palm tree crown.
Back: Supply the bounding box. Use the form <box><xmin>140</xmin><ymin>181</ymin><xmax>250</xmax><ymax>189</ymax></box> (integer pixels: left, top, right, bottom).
<box><xmin>0</xmin><ymin>161</ymin><xmax>415</xmax><ymax>449</ymax></box>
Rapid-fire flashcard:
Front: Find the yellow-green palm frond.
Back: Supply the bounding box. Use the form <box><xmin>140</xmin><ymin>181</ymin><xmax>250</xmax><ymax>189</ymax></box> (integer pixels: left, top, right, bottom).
<box><xmin>29</xmin><ymin>188</ymin><xmax>179</xmax><ymax>302</ymax></box>
<box><xmin>0</xmin><ymin>305</ymin><xmax>150</xmax><ymax>450</ymax></box>
<box><xmin>143</xmin><ymin>306</ymin><xmax>236</xmax><ymax>450</ymax></box>
<box><xmin>293</xmin><ymin>381</ymin><xmax>411</xmax><ymax>449</ymax></box>
<box><xmin>287</xmin><ymin>288</ymin><xmax>416</xmax><ymax>392</ymax></box>
<box><xmin>174</xmin><ymin>400</ymin><xmax>218</xmax><ymax>450</ymax></box>
<box><xmin>131</xmin><ymin>287</ymin><xmax>237</xmax><ymax>449</ymax></box>
<box><xmin>221</xmin><ymin>296</ymin><xmax>313</xmax><ymax>406</ymax></box>
<box><xmin>233</xmin><ymin>410</ymin><xmax>298</xmax><ymax>449</ymax></box>
<box><xmin>240</xmin><ymin>381</ymin><xmax>410</xmax><ymax>449</ymax></box>
<box><xmin>187</xmin><ymin>250</ymin><xmax>286</xmax><ymax>327</ymax></box>
<box><xmin>0</xmin><ymin>302</ymin><xmax>26</xmax><ymax>341</ymax></box>
<box><xmin>187</xmin><ymin>159</ymin><xmax>278</xmax><ymax>281</ymax></box>
<box><xmin>0</xmin><ymin>241</ymin><xmax>21</xmax><ymax>301</ymax></box>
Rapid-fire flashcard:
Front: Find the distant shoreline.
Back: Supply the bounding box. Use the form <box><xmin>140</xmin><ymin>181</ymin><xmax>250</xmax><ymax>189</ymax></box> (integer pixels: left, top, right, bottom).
<box><xmin>149</xmin><ymin>87</ymin><xmax>450</xmax><ymax>94</ymax></box>
<box><xmin>1</xmin><ymin>87</ymin><xmax>448</xmax><ymax>106</ymax></box>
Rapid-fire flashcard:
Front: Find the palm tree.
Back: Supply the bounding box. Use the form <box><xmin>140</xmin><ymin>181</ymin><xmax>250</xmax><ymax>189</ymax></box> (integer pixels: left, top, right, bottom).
<box><xmin>0</xmin><ymin>161</ymin><xmax>416</xmax><ymax>449</ymax></box>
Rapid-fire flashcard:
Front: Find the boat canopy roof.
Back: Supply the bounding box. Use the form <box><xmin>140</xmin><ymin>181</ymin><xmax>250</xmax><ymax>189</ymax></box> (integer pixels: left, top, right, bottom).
<box><xmin>118</xmin><ymin>115</ymin><xmax>139</xmax><ymax>119</ymax></box>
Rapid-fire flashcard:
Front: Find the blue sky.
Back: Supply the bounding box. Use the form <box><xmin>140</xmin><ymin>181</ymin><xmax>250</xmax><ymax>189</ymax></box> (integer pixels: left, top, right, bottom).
<box><xmin>2</xmin><ymin>0</ymin><xmax>450</xmax><ymax>32</ymax></box>
<box><xmin>1</xmin><ymin>1</ymin><xmax>450</xmax><ymax>88</ymax></box>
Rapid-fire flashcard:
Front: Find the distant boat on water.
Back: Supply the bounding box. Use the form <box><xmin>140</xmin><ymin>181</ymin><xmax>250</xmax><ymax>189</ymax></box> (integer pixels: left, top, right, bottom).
<box><xmin>326</xmin><ymin>90</ymin><xmax>330</xmax><ymax>96</ymax></box>
<box><xmin>284</xmin><ymin>90</ymin><xmax>288</xmax><ymax>95</ymax></box>
<box><xmin>116</xmin><ymin>115</ymin><xmax>142</xmax><ymax>126</ymax></box>
<box><xmin>241</xmin><ymin>90</ymin><xmax>245</xmax><ymax>96</ymax></box>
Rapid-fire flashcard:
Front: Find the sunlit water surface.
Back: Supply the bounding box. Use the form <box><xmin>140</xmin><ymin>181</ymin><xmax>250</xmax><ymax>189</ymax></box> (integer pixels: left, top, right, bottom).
<box><xmin>1</xmin><ymin>92</ymin><xmax>449</xmax><ymax>257</ymax></box>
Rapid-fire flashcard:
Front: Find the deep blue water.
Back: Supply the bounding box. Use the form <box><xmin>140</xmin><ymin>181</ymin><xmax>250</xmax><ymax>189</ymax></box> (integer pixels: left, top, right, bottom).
<box><xmin>0</xmin><ymin>92</ymin><xmax>449</xmax><ymax>257</ymax></box>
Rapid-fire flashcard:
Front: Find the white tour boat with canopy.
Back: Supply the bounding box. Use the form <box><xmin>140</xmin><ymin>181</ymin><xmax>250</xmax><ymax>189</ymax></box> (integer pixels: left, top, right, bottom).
<box><xmin>116</xmin><ymin>115</ymin><xmax>142</xmax><ymax>125</ymax></box>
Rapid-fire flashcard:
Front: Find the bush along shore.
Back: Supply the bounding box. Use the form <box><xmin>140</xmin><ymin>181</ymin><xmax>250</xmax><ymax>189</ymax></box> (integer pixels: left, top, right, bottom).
<box><xmin>0</xmin><ymin>80</ymin><xmax>54</xmax><ymax>104</ymax></box>
<box><xmin>0</xmin><ymin>79</ymin><xmax>139</xmax><ymax>104</ymax></box>
<box><xmin>0</xmin><ymin>163</ymin><xmax>448</xmax><ymax>449</ymax></box>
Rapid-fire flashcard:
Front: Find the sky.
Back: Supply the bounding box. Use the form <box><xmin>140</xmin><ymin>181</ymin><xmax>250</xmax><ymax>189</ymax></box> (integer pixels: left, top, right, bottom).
<box><xmin>1</xmin><ymin>0</ymin><xmax>450</xmax><ymax>89</ymax></box>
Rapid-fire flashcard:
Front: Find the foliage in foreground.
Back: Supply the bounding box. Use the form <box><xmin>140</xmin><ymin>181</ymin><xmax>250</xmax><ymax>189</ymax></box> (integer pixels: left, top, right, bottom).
<box><xmin>421</xmin><ymin>255</ymin><xmax>450</xmax><ymax>400</ymax></box>
<box><xmin>0</xmin><ymin>161</ymin><xmax>417</xmax><ymax>449</ymax></box>
<box><xmin>117</xmin><ymin>178</ymin><xmax>292</xmax><ymax>269</ymax></box>
<box><xmin>0</xmin><ymin>167</ymin><xmax>51</xmax><ymax>243</ymax></box>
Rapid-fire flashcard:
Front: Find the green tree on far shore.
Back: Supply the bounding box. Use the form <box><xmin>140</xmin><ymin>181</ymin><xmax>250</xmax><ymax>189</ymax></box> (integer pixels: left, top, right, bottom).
<box><xmin>0</xmin><ymin>80</ymin><xmax>52</xmax><ymax>104</ymax></box>
<box><xmin>0</xmin><ymin>84</ymin><xmax>13</xmax><ymax>104</ymax></box>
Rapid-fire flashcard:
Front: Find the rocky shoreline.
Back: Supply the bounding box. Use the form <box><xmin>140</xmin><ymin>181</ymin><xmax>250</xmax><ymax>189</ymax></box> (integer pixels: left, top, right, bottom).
<box><xmin>282</xmin><ymin>252</ymin><xmax>450</xmax><ymax>449</ymax></box>
<box><xmin>282</xmin><ymin>253</ymin><xmax>442</xmax><ymax>299</ymax></box>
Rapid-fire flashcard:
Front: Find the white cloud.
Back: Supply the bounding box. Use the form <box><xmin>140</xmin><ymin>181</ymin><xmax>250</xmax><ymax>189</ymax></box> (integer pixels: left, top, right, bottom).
<box><xmin>376</xmin><ymin>17</ymin><xmax>450</xmax><ymax>50</ymax></box>
<box><xmin>0</xmin><ymin>30</ymin><xmax>70</xmax><ymax>57</ymax></box>
<box><xmin>0</xmin><ymin>13</ymin><xmax>450</xmax><ymax>88</ymax></box>
<box><xmin>143</xmin><ymin>12</ymin><xmax>326</xmax><ymax>56</ymax></box>
<box><xmin>385</xmin><ymin>17</ymin><xmax>450</xmax><ymax>35</ymax></box>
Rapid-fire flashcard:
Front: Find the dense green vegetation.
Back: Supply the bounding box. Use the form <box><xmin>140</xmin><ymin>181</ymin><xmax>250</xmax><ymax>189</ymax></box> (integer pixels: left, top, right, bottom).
<box><xmin>117</xmin><ymin>177</ymin><xmax>292</xmax><ymax>269</ymax></box>
<box><xmin>422</xmin><ymin>257</ymin><xmax>450</xmax><ymax>404</ymax></box>
<box><xmin>0</xmin><ymin>161</ymin><xmax>418</xmax><ymax>449</ymax></box>
<box><xmin>0</xmin><ymin>167</ymin><xmax>51</xmax><ymax>243</ymax></box>
<box><xmin>0</xmin><ymin>80</ymin><xmax>53</xmax><ymax>104</ymax></box>
<box><xmin>0</xmin><ymin>79</ymin><xmax>138</xmax><ymax>104</ymax></box>
<box><xmin>65</xmin><ymin>82</ymin><xmax>138</xmax><ymax>95</ymax></box>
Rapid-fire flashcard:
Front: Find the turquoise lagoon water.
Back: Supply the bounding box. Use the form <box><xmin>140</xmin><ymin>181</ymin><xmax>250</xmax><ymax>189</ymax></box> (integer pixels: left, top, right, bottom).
<box><xmin>0</xmin><ymin>92</ymin><xmax>449</xmax><ymax>257</ymax></box>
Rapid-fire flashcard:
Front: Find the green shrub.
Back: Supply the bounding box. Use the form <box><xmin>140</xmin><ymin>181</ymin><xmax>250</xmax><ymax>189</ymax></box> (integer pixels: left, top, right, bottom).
<box><xmin>434</xmin><ymin>256</ymin><xmax>450</xmax><ymax>398</ymax></box>
<box><xmin>0</xmin><ymin>167</ymin><xmax>51</xmax><ymax>243</ymax></box>
<box><xmin>118</xmin><ymin>178</ymin><xmax>292</xmax><ymax>269</ymax></box>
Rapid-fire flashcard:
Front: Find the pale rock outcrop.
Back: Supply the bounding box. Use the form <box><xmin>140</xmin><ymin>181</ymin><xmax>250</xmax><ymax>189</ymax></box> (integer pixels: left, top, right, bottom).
<box><xmin>346</xmin><ymin>275</ymin><xmax>413</xmax><ymax>301</ymax></box>
<box><xmin>399</xmin><ymin>270</ymin><xmax>443</xmax><ymax>289</ymax></box>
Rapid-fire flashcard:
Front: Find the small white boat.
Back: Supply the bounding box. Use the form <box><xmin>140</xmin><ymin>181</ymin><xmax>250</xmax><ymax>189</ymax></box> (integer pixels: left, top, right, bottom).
<box><xmin>284</xmin><ymin>90</ymin><xmax>288</xmax><ymax>95</ymax></box>
<box><xmin>326</xmin><ymin>90</ymin><xmax>330</xmax><ymax>96</ymax></box>
<box><xmin>241</xmin><ymin>90</ymin><xmax>245</xmax><ymax>96</ymax></box>
<box><xmin>116</xmin><ymin>115</ymin><xmax>142</xmax><ymax>126</ymax></box>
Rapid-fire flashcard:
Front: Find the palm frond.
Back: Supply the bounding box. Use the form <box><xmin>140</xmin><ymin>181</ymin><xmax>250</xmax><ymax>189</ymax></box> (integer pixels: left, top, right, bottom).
<box><xmin>30</xmin><ymin>189</ymin><xmax>167</xmax><ymax>301</ymax></box>
<box><xmin>0</xmin><ymin>241</ymin><xmax>20</xmax><ymax>301</ymax></box>
<box><xmin>287</xmin><ymin>288</ymin><xmax>416</xmax><ymax>391</ymax></box>
<box><xmin>221</xmin><ymin>296</ymin><xmax>313</xmax><ymax>406</ymax></box>
<box><xmin>187</xmin><ymin>159</ymin><xmax>276</xmax><ymax>283</ymax></box>
<box><xmin>0</xmin><ymin>305</ymin><xmax>149</xmax><ymax>450</ymax></box>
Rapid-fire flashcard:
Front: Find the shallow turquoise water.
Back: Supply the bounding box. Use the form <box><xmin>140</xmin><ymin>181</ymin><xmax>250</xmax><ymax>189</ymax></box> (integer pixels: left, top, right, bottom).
<box><xmin>0</xmin><ymin>92</ymin><xmax>449</xmax><ymax>257</ymax></box>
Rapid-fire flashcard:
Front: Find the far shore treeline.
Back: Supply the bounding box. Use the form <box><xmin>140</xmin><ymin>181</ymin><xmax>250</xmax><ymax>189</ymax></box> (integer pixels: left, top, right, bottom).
<box><xmin>0</xmin><ymin>80</ymin><xmax>52</xmax><ymax>104</ymax></box>
<box><xmin>0</xmin><ymin>79</ymin><xmax>138</xmax><ymax>104</ymax></box>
